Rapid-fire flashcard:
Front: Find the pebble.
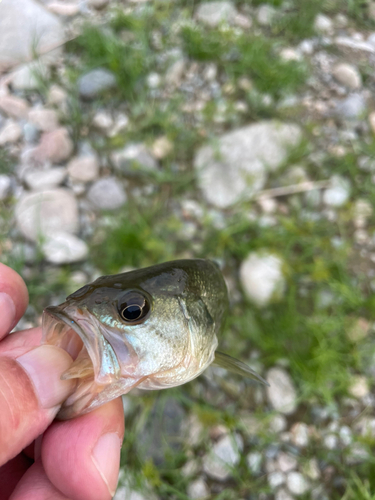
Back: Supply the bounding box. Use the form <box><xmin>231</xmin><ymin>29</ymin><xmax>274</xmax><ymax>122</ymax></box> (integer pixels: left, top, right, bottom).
<box><xmin>111</xmin><ymin>143</ymin><xmax>157</xmax><ymax>172</ymax></box>
<box><xmin>335</xmin><ymin>36</ymin><xmax>375</xmax><ymax>55</ymax></box>
<box><xmin>0</xmin><ymin>175</ymin><xmax>12</xmax><ymax>200</ymax></box>
<box><xmin>269</xmin><ymin>414</ymin><xmax>287</xmax><ymax>433</ymax></box>
<box><xmin>332</xmin><ymin>63</ymin><xmax>362</xmax><ymax>90</ymax></box>
<box><xmin>335</xmin><ymin>93</ymin><xmax>366</xmax><ymax>119</ymax></box>
<box><xmin>276</xmin><ymin>489</ymin><xmax>294</xmax><ymax>500</ymax></box>
<box><xmin>23</xmin><ymin>123</ymin><xmax>39</xmax><ymax>143</ymax></box>
<box><xmin>369</xmin><ymin>112</ymin><xmax>375</xmax><ymax>134</ymax></box>
<box><xmin>194</xmin><ymin>121</ymin><xmax>301</xmax><ymax>208</ymax></box>
<box><xmin>202</xmin><ymin>434</ymin><xmax>243</xmax><ymax>481</ymax></box>
<box><xmin>323</xmin><ymin>434</ymin><xmax>338</xmax><ymax>450</ymax></box>
<box><xmin>78</xmin><ymin>68</ymin><xmax>117</xmax><ymax>99</ymax></box>
<box><xmin>290</xmin><ymin>422</ymin><xmax>309</xmax><ymax>447</ymax></box>
<box><xmin>92</xmin><ymin>110</ymin><xmax>114</xmax><ymax>130</ymax></box>
<box><xmin>277</xmin><ymin>452</ymin><xmax>297</xmax><ymax>473</ymax></box>
<box><xmin>349</xmin><ymin>375</ymin><xmax>369</xmax><ymax>398</ymax></box>
<box><xmin>195</xmin><ymin>1</ymin><xmax>238</xmax><ymax>27</ymax></box>
<box><xmin>266</xmin><ymin>368</ymin><xmax>298</xmax><ymax>415</ymax></box>
<box><xmin>257</xmin><ymin>4</ymin><xmax>276</xmax><ymax>26</ymax></box>
<box><xmin>24</xmin><ymin>167</ymin><xmax>67</xmax><ymax>190</ymax></box>
<box><xmin>67</xmin><ymin>155</ymin><xmax>100</xmax><ymax>182</ymax></box>
<box><xmin>0</xmin><ymin>95</ymin><xmax>29</xmax><ymax>119</ymax></box>
<box><xmin>286</xmin><ymin>472</ymin><xmax>310</xmax><ymax>495</ymax></box>
<box><xmin>346</xmin><ymin>317</ymin><xmax>371</xmax><ymax>342</ymax></box>
<box><xmin>47</xmin><ymin>85</ymin><xmax>68</xmax><ymax>109</ymax></box>
<box><xmin>42</xmin><ymin>232</ymin><xmax>88</xmax><ymax>264</ymax></box>
<box><xmin>268</xmin><ymin>471</ymin><xmax>285</xmax><ymax>489</ymax></box>
<box><xmin>15</xmin><ymin>188</ymin><xmax>79</xmax><ymax>241</ymax></box>
<box><xmin>187</xmin><ymin>478</ymin><xmax>210</xmax><ymax>499</ymax></box>
<box><xmin>323</xmin><ymin>175</ymin><xmax>351</xmax><ymax>207</ymax></box>
<box><xmin>33</xmin><ymin>127</ymin><xmax>74</xmax><ymax>164</ymax></box>
<box><xmin>87</xmin><ymin>177</ymin><xmax>127</xmax><ymax>210</ymax></box>
<box><xmin>304</xmin><ymin>458</ymin><xmax>321</xmax><ymax>480</ymax></box>
<box><xmin>314</xmin><ymin>13</ymin><xmax>333</xmax><ymax>34</ymax></box>
<box><xmin>47</xmin><ymin>1</ymin><xmax>80</xmax><ymax>16</ymax></box>
<box><xmin>247</xmin><ymin>451</ymin><xmax>263</xmax><ymax>475</ymax></box>
<box><xmin>0</xmin><ymin>120</ymin><xmax>22</xmax><ymax>145</ymax></box>
<box><xmin>151</xmin><ymin>136</ymin><xmax>173</xmax><ymax>159</ymax></box>
<box><xmin>240</xmin><ymin>252</ymin><xmax>285</xmax><ymax>307</ymax></box>
<box><xmin>28</xmin><ymin>108</ymin><xmax>59</xmax><ymax>132</ymax></box>
<box><xmin>11</xmin><ymin>60</ymin><xmax>49</xmax><ymax>90</ymax></box>
<box><xmin>147</xmin><ymin>72</ymin><xmax>161</xmax><ymax>89</ymax></box>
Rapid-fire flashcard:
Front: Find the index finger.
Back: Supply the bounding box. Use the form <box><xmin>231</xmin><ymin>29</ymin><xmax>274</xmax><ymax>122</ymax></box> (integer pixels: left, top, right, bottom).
<box><xmin>0</xmin><ymin>263</ymin><xmax>29</xmax><ymax>339</ymax></box>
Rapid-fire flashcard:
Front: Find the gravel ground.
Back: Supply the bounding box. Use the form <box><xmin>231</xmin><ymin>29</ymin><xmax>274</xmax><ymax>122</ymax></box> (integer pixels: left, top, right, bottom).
<box><xmin>2</xmin><ymin>0</ymin><xmax>375</xmax><ymax>499</ymax></box>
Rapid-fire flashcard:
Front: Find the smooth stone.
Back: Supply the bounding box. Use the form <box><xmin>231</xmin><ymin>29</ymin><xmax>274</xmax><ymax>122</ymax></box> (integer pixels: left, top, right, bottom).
<box><xmin>276</xmin><ymin>489</ymin><xmax>294</xmax><ymax>500</ymax></box>
<box><xmin>0</xmin><ymin>95</ymin><xmax>29</xmax><ymax>119</ymax></box>
<box><xmin>335</xmin><ymin>93</ymin><xmax>366</xmax><ymax>119</ymax></box>
<box><xmin>195</xmin><ymin>1</ymin><xmax>238</xmax><ymax>27</ymax></box>
<box><xmin>0</xmin><ymin>120</ymin><xmax>22</xmax><ymax>145</ymax></box>
<box><xmin>111</xmin><ymin>143</ymin><xmax>157</xmax><ymax>172</ymax></box>
<box><xmin>323</xmin><ymin>175</ymin><xmax>351</xmax><ymax>207</ymax></box>
<box><xmin>87</xmin><ymin>177</ymin><xmax>126</xmax><ymax>210</ymax></box>
<box><xmin>0</xmin><ymin>0</ymin><xmax>64</xmax><ymax>72</ymax></box>
<box><xmin>28</xmin><ymin>108</ymin><xmax>59</xmax><ymax>132</ymax></box>
<box><xmin>47</xmin><ymin>2</ymin><xmax>80</xmax><ymax>16</ymax></box>
<box><xmin>33</xmin><ymin>127</ymin><xmax>74</xmax><ymax>164</ymax></box>
<box><xmin>24</xmin><ymin>167</ymin><xmax>67</xmax><ymax>190</ymax></box>
<box><xmin>202</xmin><ymin>434</ymin><xmax>243</xmax><ymax>481</ymax></box>
<box><xmin>314</xmin><ymin>13</ymin><xmax>333</xmax><ymax>34</ymax></box>
<box><xmin>266</xmin><ymin>368</ymin><xmax>297</xmax><ymax>415</ymax></box>
<box><xmin>290</xmin><ymin>422</ymin><xmax>309</xmax><ymax>447</ymax></box>
<box><xmin>0</xmin><ymin>175</ymin><xmax>12</xmax><ymax>200</ymax></box>
<box><xmin>42</xmin><ymin>232</ymin><xmax>88</xmax><ymax>264</ymax></box>
<box><xmin>335</xmin><ymin>36</ymin><xmax>375</xmax><ymax>54</ymax></box>
<box><xmin>78</xmin><ymin>68</ymin><xmax>116</xmax><ymax>99</ymax></box>
<box><xmin>194</xmin><ymin>121</ymin><xmax>302</xmax><ymax>208</ymax></box>
<box><xmin>240</xmin><ymin>252</ymin><xmax>285</xmax><ymax>307</ymax></box>
<box><xmin>268</xmin><ymin>471</ymin><xmax>285</xmax><ymax>489</ymax></box>
<box><xmin>92</xmin><ymin>110</ymin><xmax>113</xmax><ymax>130</ymax></box>
<box><xmin>151</xmin><ymin>136</ymin><xmax>173</xmax><ymax>159</ymax></box>
<box><xmin>286</xmin><ymin>472</ymin><xmax>310</xmax><ymax>495</ymax></box>
<box><xmin>247</xmin><ymin>451</ymin><xmax>263</xmax><ymax>475</ymax></box>
<box><xmin>10</xmin><ymin>60</ymin><xmax>49</xmax><ymax>90</ymax></box>
<box><xmin>277</xmin><ymin>452</ymin><xmax>297</xmax><ymax>473</ymax></box>
<box><xmin>23</xmin><ymin>123</ymin><xmax>39</xmax><ymax>143</ymax></box>
<box><xmin>15</xmin><ymin>188</ymin><xmax>79</xmax><ymax>241</ymax></box>
<box><xmin>187</xmin><ymin>478</ymin><xmax>210</xmax><ymax>499</ymax></box>
<box><xmin>257</xmin><ymin>4</ymin><xmax>276</xmax><ymax>26</ymax></box>
<box><xmin>67</xmin><ymin>155</ymin><xmax>99</xmax><ymax>182</ymax></box>
<box><xmin>332</xmin><ymin>63</ymin><xmax>362</xmax><ymax>90</ymax></box>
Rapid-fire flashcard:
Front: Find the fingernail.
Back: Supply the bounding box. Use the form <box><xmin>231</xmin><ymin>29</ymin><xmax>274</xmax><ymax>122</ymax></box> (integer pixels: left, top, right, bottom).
<box><xmin>0</xmin><ymin>292</ymin><xmax>16</xmax><ymax>333</ymax></box>
<box><xmin>17</xmin><ymin>346</ymin><xmax>74</xmax><ymax>409</ymax></box>
<box><xmin>92</xmin><ymin>433</ymin><xmax>121</xmax><ymax>497</ymax></box>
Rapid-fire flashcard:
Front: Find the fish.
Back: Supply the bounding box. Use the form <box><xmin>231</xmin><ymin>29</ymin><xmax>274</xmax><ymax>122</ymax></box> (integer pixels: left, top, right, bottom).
<box><xmin>42</xmin><ymin>259</ymin><xmax>268</xmax><ymax>419</ymax></box>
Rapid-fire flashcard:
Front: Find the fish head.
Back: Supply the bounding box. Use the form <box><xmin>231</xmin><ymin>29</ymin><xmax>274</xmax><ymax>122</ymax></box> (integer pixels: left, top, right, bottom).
<box><xmin>42</xmin><ymin>259</ymin><xmax>228</xmax><ymax>419</ymax></box>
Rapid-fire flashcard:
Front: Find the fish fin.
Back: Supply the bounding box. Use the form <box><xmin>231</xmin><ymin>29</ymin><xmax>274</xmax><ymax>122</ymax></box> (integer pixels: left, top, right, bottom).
<box><xmin>213</xmin><ymin>351</ymin><xmax>269</xmax><ymax>386</ymax></box>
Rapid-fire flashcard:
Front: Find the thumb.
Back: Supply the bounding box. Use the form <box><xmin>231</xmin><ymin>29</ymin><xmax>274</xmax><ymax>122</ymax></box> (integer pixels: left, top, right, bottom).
<box><xmin>0</xmin><ymin>346</ymin><xmax>74</xmax><ymax>466</ymax></box>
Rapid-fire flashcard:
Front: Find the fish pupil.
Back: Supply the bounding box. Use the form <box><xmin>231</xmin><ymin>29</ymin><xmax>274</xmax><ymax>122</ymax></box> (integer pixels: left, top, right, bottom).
<box><xmin>123</xmin><ymin>305</ymin><xmax>142</xmax><ymax>321</ymax></box>
<box><xmin>118</xmin><ymin>290</ymin><xmax>151</xmax><ymax>323</ymax></box>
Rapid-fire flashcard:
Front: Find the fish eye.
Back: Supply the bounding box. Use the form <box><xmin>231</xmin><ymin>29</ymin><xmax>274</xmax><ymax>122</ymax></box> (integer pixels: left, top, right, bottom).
<box><xmin>118</xmin><ymin>291</ymin><xmax>151</xmax><ymax>324</ymax></box>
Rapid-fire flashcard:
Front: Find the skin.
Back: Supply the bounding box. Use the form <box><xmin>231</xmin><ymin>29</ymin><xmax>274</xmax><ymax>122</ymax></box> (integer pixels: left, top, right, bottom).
<box><xmin>0</xmin><ymin>263</ymin><xmax>124</xmax><ymax>500</ymax></box>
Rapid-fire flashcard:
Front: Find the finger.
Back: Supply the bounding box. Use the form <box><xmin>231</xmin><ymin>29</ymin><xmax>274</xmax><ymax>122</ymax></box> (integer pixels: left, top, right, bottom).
<box><xmin>0</xmin><ymin>346</ymin><xmax>74</xmax><ymax>466</ymax></box>
<box><xmin>0</xmin><ymin>454</ymin><xmax>32</xmax><ymax>500</ymax></box>
<box><xmin>0</xmin><ymin>327</ymin><xmax>42</xmax><ymax>358</ymax></box>
<box><xmin>42</xmin><ymin>397</ymin><xmax>124</xmax><ymax>500</ymax></box>
<box><xmin>0</xmin><ymin>264</ymin><xmax>29</xmax><ymax>339</ymax></box>
<box><xmin>9</xmin><ymin>460</ymin><xmax>71</xmax><ymax>500</ymax></box>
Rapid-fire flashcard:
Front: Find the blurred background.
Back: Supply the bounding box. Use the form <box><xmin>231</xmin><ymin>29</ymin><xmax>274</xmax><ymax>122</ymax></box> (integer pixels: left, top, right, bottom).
<box><xmin>1</xmin><ymin>0</ymin><xmax>375</xmax><ymax>498</ymax></box>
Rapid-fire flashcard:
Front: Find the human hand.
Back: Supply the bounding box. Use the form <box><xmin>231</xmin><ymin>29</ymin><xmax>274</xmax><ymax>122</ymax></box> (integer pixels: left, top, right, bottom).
<box><xmin>0</xmin><ymin>263</ymin><xmax>124</xmax><ymax>500</ymax></box>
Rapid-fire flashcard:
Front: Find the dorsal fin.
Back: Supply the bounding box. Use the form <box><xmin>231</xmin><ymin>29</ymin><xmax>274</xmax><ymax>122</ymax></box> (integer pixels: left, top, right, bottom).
<box><xmin>213</xmin><ymin>351</ymin><xmax>269</xmax><ymax>386</ymax></box>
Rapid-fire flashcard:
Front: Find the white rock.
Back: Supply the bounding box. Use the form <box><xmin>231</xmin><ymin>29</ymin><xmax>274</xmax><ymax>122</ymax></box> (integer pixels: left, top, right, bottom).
<box><xmin>151</xmin><ymin>136</ymin><xmax>173</xmax><ymax>159</ymax></box>
<box><xmin>78</xmin><ymin>68</ymin><xmax>116</xmax><ymax>99</ymax></box>
<box><xmin>269</xmin><ymin>414</ymin><xmax>287</xmax><ymax>433</ymax></box>
<box><xmin>10</xmin><ymin>60</ymin><xmax>49</xmax><ymax>90</ymax></box>
<box><xmin>195</xmin><ymin>1</ymin><xmax>238</xmax><ymax>27</ymax></box>
<box><xmin>28</xmin><ymin>108</ymin><xmax>59</xmax><ymax>132</ymax></box>
<box><xmin>202</xmin><ymin>434</ymin><xmax>243</xmax><ymax>481</ymax></box>
<box><xmin>0</xmin><ymin>95</ymin><xmax>29</xmax><ymax>119</ymax></box>
<box><xmin>335</xmin><ymin>36</ymin><xmax>375</xmax><ymax>55</ymax></box>
<box><xmin>108</xmin><ymin>113</ymin><xmax>129</xmax><ymax>137</ymax></box>
<box><xmin>24</xmin><ymin>167</ymin><xmax>67</xmax><ymax>190</ymax></box>
<box><xmin>166</xmin><ymin>59</ymin><xmax>186</xmax><ymax>86</ymax></box>
<box><xmin>67</xmin><ymin>155</ymin><xmax>99</xmax><ymax>182</ymax></box>
<box><xmin>87</xmin><ymin>177</ymin><xmax>127</xmax><ymax>210</ymax></box>
<box><xmin>335</xmin><ymin>93</ymin><xmax>366</xmax><ymax>119</ymax></box>
<box><xmin>290</xmin><ymin>422</ymin><xmax>309</xmax><ymax>447</ymax></box>
<box><xmin>286</xmin><ymin>472</ymin><xmax>310</xmax><ymax>495</ymax></box>
<box><xmin>247</xmin><ymin>451</ymin><xmax>262</xmax><ymax>475</ymax></box>
<box><xmin>332</xmin><ymin>63</ymin><xmax>362</xmax><ymax>90</ymax></box>
<box><xmin>92</xmin><ymin>110</ymin><xmax>113</xmax><ymax>130</ymax></box>
<box><xmin>266</xmin><ymin>368</ymin><xmax>297</xmax><ymax>415</ymax></box>
<box><xmin>280</xmin><ymin>47</ymin><xmax>302</xmax><ymax>62</ymax></box>
<box><xmin>147</xmin><ymin>72</ymin><xmax>161</xmax><ymax>89</ymax></box>
<box><xmin>276</xmin><ymin>489</ymin><xmax>294</xmax><ymax>500</ymax></box>
<box><xmin>0</xmin><ymin>175</ymin><xmax>11</xmax><ymax>200</ymax></box>
<box><xmin>111</xmin><ymin>144</ymin><xmax>157</xmax><ymax>172</ymax></box>
<box><xmin>47</xmin><ymin>85</ymin><xmax>68</xmax><ymax>108</ymax></box>
<box><xmin>304</xmin><ymin>458</ymin><xmax>320</xmax><ymax>480</ymax></box>
<box><xmin>323</xmin><ymin>434</ymin><xmax>337</xmax><ymax>450</ymax></box>
<box><xmin>42</xmin><ymin>232</ymin><xmax>88</xmax><ymax>264</ymax></box>
<box><xmin>268</xmin><ymin>471</ymin><xmax>285</xmax><ymax>489</ymax></box>
<box><xmin>314</xmin><ymin>14</ymin><xmax>333</xmax><ymax>34</ymax></box>
<box><xmin>240</xmin><ymin>252</ymin><xmax>285</xmax><ymax>307</ymax></box>
<box><xmin>349</xmin><ymin>375</ymin><xmax>369</xmax><ymax>398</ymax></box>
<box><xmin>257</xmin><ymin>4</ymin><xmax>276</xmax><ymax>26</ymax></box>
<box><xmin>187</xmin><ymin>478</ymin><xmax>209</xmax><ymax>499</ymax></box>
<box><xmin>323</xmin><ymin>175</ymin><xmax>350</xmax><ymax>207</ymax></box>
<box><xmin>339</xmin><ymin>426</ymin><xmax>353</xmax><ymax>447</ymax></box>
<box><xmin>0</xmin><ymin>0</ymin><xmax>64</xmax><ymax>72</ymax></box>
<box><xmin>277</xmin><ymin>452</ymin><xmax>297</xmax><ymax>473</ymax></box>
<box><xmin>47</xmin><ymin>2</ymin><xmax>79</xmax><ymax>16</ymax></box>
<box><xmin>194</xmin><ymin>121</ymin><xmax>301</xmax><ymax>208</ymax></box>
<box><xmin>0</xmin><ymin>120</ymin><xmax>22</xmax><ymax>145</ymax></box>
<box><xmin>15</xmin><ymin>188</ymin><xmax>79</xmax><ymax>241</ymax></box>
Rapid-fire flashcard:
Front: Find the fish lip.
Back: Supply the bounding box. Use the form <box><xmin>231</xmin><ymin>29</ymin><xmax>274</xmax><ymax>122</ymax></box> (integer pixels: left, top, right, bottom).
<box><xmin>44</xmin><ymin>304</ymin><xmax>87</xmax><ymax>346</ymax></box>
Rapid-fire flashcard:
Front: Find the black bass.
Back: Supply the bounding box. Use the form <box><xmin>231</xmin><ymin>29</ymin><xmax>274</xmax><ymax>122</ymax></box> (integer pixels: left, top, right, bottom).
<box><xmin>42</xmin><ymin>259</ymin><xmax>267</xmax><ymax>419</ymax></box>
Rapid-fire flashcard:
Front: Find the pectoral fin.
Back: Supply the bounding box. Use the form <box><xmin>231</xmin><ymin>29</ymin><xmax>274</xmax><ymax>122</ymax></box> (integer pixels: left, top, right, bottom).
<box><xmin>213</xmin><ymin>351</ymin><xmax>269</xmax><ymax>386</ymax></box>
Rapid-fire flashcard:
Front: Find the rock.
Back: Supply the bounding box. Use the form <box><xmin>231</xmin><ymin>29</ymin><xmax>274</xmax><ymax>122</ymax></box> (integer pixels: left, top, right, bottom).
<box><xmin>280</xmin><ymin>47</ymin><xmax>302</xmax><ymax>62</ymax></box>
<box><xmin>335</xmin><ymin>93</ymin><xmax>366</xmax><ymax>120</ymax></box>
<box><xmin>92</xmin><ymin>110</ymin><xmax>113</xmax><ymax>130</ymax></box>
<box><xmin>304</xmin><ymin>458</ymin><xmax>321</xmax><ymax>480</ymax></box>
<box><xmin>147</xmin><ymin>72</ymin><xmax>161</xmax><ymax>89</ymax></box>
<box><xmin>0</xmin><ymin>0</ymin><xmax>64</xmax><ymax>72</ymax></box>
<box><xmin>0</xmin><ymin>95</ymin><xmax>29</xmax><ymax>119</ymax></box>
<box><xmin>87</xmin><ymin>0</ymin><xmax>109</xmax><ymax>8</ymax></box>
<box><xmin>314</xmin><ymin>14</ymin><xmax>333</xmax><ymax>34</ymax></box>
<box><xmin>349</xmin><ymin>376</ymin><xmax>369</xmax><ymax>399</ymax></box>
<box><xmin>151</xmin><ymin>136</ymin><xmax>173</xmax><ymax>159</ymax></box>
<box><xmin>266</xmin><ymin>368</ymin><xmax>297</xmax><ymax>415</ymax></box>
<box><xmin>111</xmin><ymin>143</ymin><xmax>157</xmax><ymax>173</ymax></box>
<box><xmin>346</xmin><ymin>317</ymin><xmax>371</xmax><ymax>342</ymax></box>
<box><xmin>87</xmin><ymin>177</ymin><xmax>126</xmax><ymax>210</ymax></box>
<box><xmin>28</xmin><ymin>108</ymin><xmax>59</xmax><ymax>132</ymax></box>
<box><xmin>195</xmin><ymin>1</ymin><xmax>238</xmax><ymax>27</ymax></box>
<box><xmin>247</xmin><ymin>451</ymin><xmax>263</xmax><ymax>475</ymax></box>
<box><xmin>268</xmin><ymin>471</ymin><xmax>285</xmax><ymax>489</ymax></box>
<box><xmin>0</xmin><ymin>121</ymin><xmax>22</xmax><ymax>145</ymax></box>
<box><xmin>276</xmin><ymin>489</ymin><xmax>294</xmax><ymax>500</ymax></box>
<box><xmin>335</xmin><ymin>37</ymin><xmax>375</xmax><ymax>56</ymax></box>
<box><xmin>286</xmin><ymin>472</ymin><xmax>310</xmax><ymax>495</ymax></box>
<box><xmin>290</xmin><ymin>422</ymin><xmax>309</xmax><ymax>447</ymax></box>
<box><xmin>47</xmin><ymin>2</ymin><xmax>79</xmax><ymax>16</ymax></box>
<box><xmin>67</xmin><ymin>155</ymin><xmax>99</xmax><ymax>182</ymax></box>
<box><xmin>78</xmin><ymin>69</ymin><xmax>117</xmax><ymax>99</ymax></box>
<box><xmin>240</xmin><ymin>252</ymin><xmax>285</xmax><ymax>307</ymax></box>
<box><xmin>277</xmin><ymin>452</ymin><xmax>297</xmax><ymax>473</ymax></box>
<box><xmin>0</xmin><ymin>175</ymin><xmax>12</xmax><ymax>200</ymax></box>
<box><xmin>33</xmin><ymin>128</ymin><xmax>74</xmax><ymax>164</ymax></box>
<box><xmin>166</xmin><ymin>59</ymin><xmax>186</xmax><ymax>86</ymax></box>
<box><xmin>332</xmin><ymin>63</ymin><xmax>362</xmax><ymax>90</ymax></box>
<box><xmin>353</xmin><ymin>199</ymin><xmax>373</xmax><ymax>228</ymax></box>
<box><xmin>47</xmin><ymin>85</ymin><xmax>68</xmax><ymax>108</ymax></box>
<box><xmin>369</xmin><ymin>112</ymin><xmax>375</xmax><ymax>134</ymax></box>
<box><xmin>10</xmin><ymin>60</ymin><xmax>49</xmax><ymax>90</ymax></box>
<box><xmin>194</xmin><ymin>121</ymin><xmax>301</xmax><ymax>208</ymax></box>
<box><xmin>202</xmin><ymin>434</ymin><xmax>243</xmax><ymax>481</ymax></box>
<box><xmin>323</xmin><ymin>175</ymin><xmax>350</xmax><ymax>207</ymax></box>
<box><xmin>257</xmin><ymin>4</ymin><xmax>276</xmax><ymax>26</ymax></box>
<box><xmin>269</xmin><ymin>414</ymin><xmax>287</xmax><ymax>433</ymax></box>
<box><xmin>24</xmin><ymin>167</ymin><xmax>67</xmax><ymax>190</ymax></box>
<box><xmin>15</xmin><ymin>189</ymin><xmax>79</xmax><ymax>241</ymax></box>
<box><xmin>23</xmin><ymin>123</ymin><xmax>39</xmax><ymax>143</ymax></box>
<box><xmin>108</xmin><ymin>113</ymin><xmax>129</xmax><ymax>137</ymax></box>
<box><xmin>42</xmin><ymin>232</ymin><xmax>88</xmax><ymax>264</ymax></box>
<box><xmin>187</xmin><ymin>478</ymin><xmax>209</xmax><ymax>499</ymax></box>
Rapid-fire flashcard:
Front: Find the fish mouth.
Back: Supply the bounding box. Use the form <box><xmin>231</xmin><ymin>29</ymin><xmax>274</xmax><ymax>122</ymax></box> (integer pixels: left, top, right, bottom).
<box><xmin>42</xmin><ymin>304</ymin><xmax>125</xmax><ymax>419</ymax></box>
